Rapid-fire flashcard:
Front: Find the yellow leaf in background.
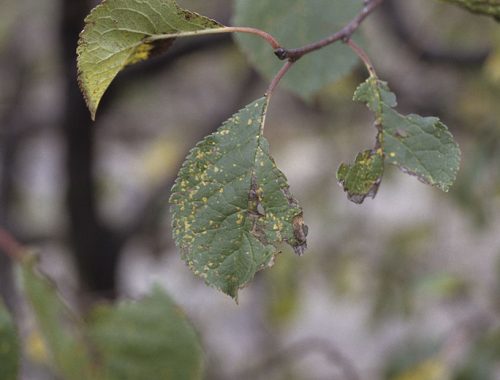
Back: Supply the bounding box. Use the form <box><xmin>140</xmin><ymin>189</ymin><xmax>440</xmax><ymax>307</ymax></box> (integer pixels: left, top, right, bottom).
<box><xmin>485</xmin><ymin>49</ymin><xmax>500</xmax><ymax>83</ymax></box>
<box><xmin>141</xmin><ymin>138</ymin><xmax>185</xmax><ymax>185</ymax></box>
<box><xmin>26</xmin><ymin>329</ymin><xmax>49</xmax><ymax>364</ymax></box>
<box><xmin>392</xmin><ymin>359</ymin><xmax>448</xmax><ymax>380</ymax></box>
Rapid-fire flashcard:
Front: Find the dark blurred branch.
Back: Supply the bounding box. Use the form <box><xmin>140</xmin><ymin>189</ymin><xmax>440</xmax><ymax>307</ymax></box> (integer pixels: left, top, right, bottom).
<box><xmin>60</xmin><ymin>0</ymin><xmax>123</xmax><ymax>299</ymax></box>
<box><xmin>233</xmin><ymin>338</ymin><xmax>360</xmax><ymax>380</ymax></box>
<box><xmin>381</xmin><ymin>0</ymin><xmax>490</xmax><ymax>66</ymax></box>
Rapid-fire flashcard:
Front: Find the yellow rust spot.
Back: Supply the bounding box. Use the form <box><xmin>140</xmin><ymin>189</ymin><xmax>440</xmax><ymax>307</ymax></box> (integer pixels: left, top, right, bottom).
<box><xmin>389</xmin><ymin>152</ymin><xmax>396</xmax><ymax>158</ymax></box>
<box><xmin>247</xmin><ymin>119</ymin><xmax>253</xmax><ymax>125</ymax></box>
<box><xmin>126</xmin><ymin>43</ymin><xmax>153</xmax><ymax>65</ymax></box>
<box><xmin>236</xmin><ymin>213</ymin><xmax>244</xmax><ymax>225</ymax></box>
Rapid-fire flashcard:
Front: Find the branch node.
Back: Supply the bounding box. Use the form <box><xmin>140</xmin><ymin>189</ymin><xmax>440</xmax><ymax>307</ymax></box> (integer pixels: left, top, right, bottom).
<box><xmin>274</xmin><ymin>48</ymin><xmax>288</xmax><ymax>60</ymax></box>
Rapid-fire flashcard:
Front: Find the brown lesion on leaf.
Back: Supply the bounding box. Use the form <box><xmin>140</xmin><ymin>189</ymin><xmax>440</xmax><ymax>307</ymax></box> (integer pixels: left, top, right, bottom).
<box><xmin>291</xmin><ymin>214</ymin><xmax>308</xmax><ymax>256</ymax></box>
<box><xmin>247</xmin><ymin>174</ymin><xmax>269</xmax><ymax>245</ymax></box>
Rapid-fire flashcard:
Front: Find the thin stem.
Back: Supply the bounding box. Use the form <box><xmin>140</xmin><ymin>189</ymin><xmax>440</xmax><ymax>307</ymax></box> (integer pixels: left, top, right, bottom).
<box><xmin>265</xmin><ymin>60</ymin><xmax>295</xmax><ymax>98</ymax></box>
<box><xmin>346</xmin><ymin>39</ymin><xmax>377</xmax><ymax>77</ymax></box>
<box><xmin>0</xmin><ymin>227</ymin><xmax>24</xmax><ymax>261</ymax></box>
<box><xmin>280</xmin><ymin>0</ymin><xmax>384</xmax><ymax>61</ymax></box>
<box><xmin>148</xmin><ymin>26</ymin><xmax>281</xmax><ymax>50</ymax></box>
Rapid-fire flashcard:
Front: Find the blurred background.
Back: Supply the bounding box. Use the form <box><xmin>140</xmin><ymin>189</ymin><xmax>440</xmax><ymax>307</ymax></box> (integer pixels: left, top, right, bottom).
<box><xmin>1</xmin><ymin>0</ymin><xmax>500</xmax><ymax>379</ymax></box>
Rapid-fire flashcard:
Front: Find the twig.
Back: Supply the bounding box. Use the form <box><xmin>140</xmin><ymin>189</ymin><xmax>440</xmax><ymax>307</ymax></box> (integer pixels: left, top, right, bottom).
<box><xmin>148</xmin><ymin>26</ymin><xmax>282</xmax><ymax>50</ymax></box>
<box><xmin>277</xmin><ymin>0</ymin><xmax>384</xmax><ymax>61</ymax></box>
<box><xmin>346</xmin><ymin>39</ymin><xmax>377</xmax><ymax>77</ymax></box>
<box><xmin>266</xmin><ymin>61</ymin><xmax>295</xmax><ymax>98</ymax></box>
<box><xmin>234</xmin><ymin>338</ymin><xmax>360</xmax><ymax>380</ymax></box>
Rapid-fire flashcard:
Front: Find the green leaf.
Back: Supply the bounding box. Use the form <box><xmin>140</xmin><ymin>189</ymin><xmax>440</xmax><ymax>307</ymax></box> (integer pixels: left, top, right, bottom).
<box><xmin>0</xmin><ymin>301</ymin><xmax>19</xmax><ymax>380</ymax></box>
<box><xmin>77</xmin><ymin>0</ymin><xmax>224</xmax><ymax>119</ymax></box>
<box><xmin>441</xmin><ymin>0</ymin><xmax>500</xmax><ymax>20</ymax></box>
<box><xmin>88</xmin><ymin>287</ymin><xmax>203</xmax><ymax>380</ymax></box>
<box><xmin>354</xmin><ymin>77</ymin><xmax>461</xmax><ymax>192</ymax></box>
<box><xmin>20</xmin><ymin>256</ymin><xmax>95</xmax><ymax>380</ymax></box>
<box><xmin>337</xmin><ymin>148</ymin><xmax>384</xmax><ymax>204</ymax></box>
<box><xmin>170</xmin><ymin>97</ymin><xmax>307</xmax><ymax>299</ymax></box>
<box><xmin>233</xmin><ymin>0</ymin><xmax>364</xmax><ymax>100</ymax></box>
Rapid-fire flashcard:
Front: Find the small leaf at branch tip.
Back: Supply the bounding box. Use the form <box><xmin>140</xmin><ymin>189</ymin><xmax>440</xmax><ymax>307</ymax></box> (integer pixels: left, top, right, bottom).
<box><xmin>77</xmin><ymin>0</ymin><xmax>224</xmax><ymax>117</ymax></box>
<box><xmin>337</xmin><ymin>148</ymin><xmax>384</xmax><ymax>204</ymax></box>
<box><xmin>351</xmin><ymin>77</ymin><xmax>461</xmax><ymax>194</ymax></box>
<box><xmin>170</xmin><ymin>97</ymin><xmax>307</xmax><ymax>299</ymax></box>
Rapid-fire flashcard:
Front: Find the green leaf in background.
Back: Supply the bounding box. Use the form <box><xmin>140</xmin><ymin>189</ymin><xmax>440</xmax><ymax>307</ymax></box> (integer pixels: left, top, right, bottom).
<box><xmin>20</xmin><ymin>256</ymin><xmax>95</xmax><ymax>380</ymax></box>
<box><xmin>337</xmin><ymin>147</ymin><xmax>384</xmax><ymax>204</ymax></box>
<box><xmin>170</xmin><ymin>97</ymin><xmax>307</xmax><ymax>299</ymax></box>
<box><xmin>77</xmin><ymin>0</ymin><xmax>224</xmax><ymax>119</ymax></box>
<box><xmin>233</xmin><ymin>0</ymin><xmax>364</xmax><ymax>100</ymax></box>
<box><xmin>0</xmin><ymin>301</ymin><xmax>19</xmax><ymax>380</ymax></box>
<box><xmin>88</xmin><ymin>287</ymin><xmax>203</xmax><ymax>380</ymax></box>
<box><xmin>441</xmin><ymin>0</ymin><xmax>500</xmax><ymax>20</ymax></box>
<box><xmin>354</xmin><ymin>77</ymin><xmax>461</xmax><ymax>192</ymax></box>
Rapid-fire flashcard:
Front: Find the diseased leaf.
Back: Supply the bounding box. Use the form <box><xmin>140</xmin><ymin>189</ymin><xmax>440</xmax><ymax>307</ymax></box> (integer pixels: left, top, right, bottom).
<box><xmin>0</xmin><ymin>301</ymin><xmax>19</xmax><ymax>380</ymax></box>
<box><xmin>20</xmin><ymin>256</ymin><xmax>95</xmax><ymax>380</ymax></box>
<box><xmin>88</xmin><ymin>287</ymin><xmax>203</xmax><ymax>380</ymax></box>
<box><xmin>170</xmin><ymin>97</ymin><xmax>307</xmax><ymax>299</ymax></box>
<box><xmin>337</xmin><ymin>148</ymin><xmax>384</xmax><ymax>204</ymax></box>
<box><xmin>77</xmin><ymin>0</ymin><xmax>224</xmax><ymax>119</ymax></box>
<box><xmin>233</xmin><ymin>0</ymin><xmax>364</xmax><ymax>100</ymax></box>
<box><xmin>441</xmin><ymin>0</ymin><xmax>500</xmax><ymax>20</ymax></box>
<box><xmin>354</xmin><ymin>77</ymin><xmax>461</xmax><ymax>192</ymax></box>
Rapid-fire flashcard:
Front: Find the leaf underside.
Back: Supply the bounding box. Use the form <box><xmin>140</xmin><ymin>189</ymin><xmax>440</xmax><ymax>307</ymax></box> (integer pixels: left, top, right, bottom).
<box><xmin>233</xmin><ymin>0</ymin><xmax>364</xmax><ymax>100</ymax></box>
<box><xmin>337</xmin><ymin>77</ymin><xmax>460</xmax><ymax>203</ymax></box>
<box><xmin>77</xmin><ymin>0</ymin><xmax>224</xmax><ymax>119</ymax></box>
<box><xmin>170</xmin><ymin>97</ymin><xmax>307</xmax><ymax>299</ymax></box>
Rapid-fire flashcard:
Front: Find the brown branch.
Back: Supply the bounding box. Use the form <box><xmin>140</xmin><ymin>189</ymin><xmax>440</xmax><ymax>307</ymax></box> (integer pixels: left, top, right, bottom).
<box><xmin>266</xmin><ymin>61</ymin><xmax>295</xmax><ymax>98</ymax></box>
<box><xmin>346</xmin><ymin>39</ymin><xmax>377</xmax><ymax>77</ymax></box>
<box><xmin>0</xmin><ymin>227</ymin><xmax>24</xmax><ymax>262</ymax></box>
<box><xmin>277</xmin><ymin>0</ymin><xmax>384</xmax><ymax>62</ymax></box>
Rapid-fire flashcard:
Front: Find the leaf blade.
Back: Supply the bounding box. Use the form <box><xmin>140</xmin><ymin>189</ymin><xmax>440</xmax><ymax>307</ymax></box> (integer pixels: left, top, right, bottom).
<box><xmin>354</xmin><ymin>77</ymin><xmax>461</xmax><ymax>192</ymax></box>
<box><xmin>77</xmin><ymin>0</ymin><xmax>224</xmax><ymax>119</ymax></box>
<box><xmin>233</xmin><ymin>0</ymin><xmax>364</xmax><ymax>100</ymax></box>
<box><xmin>88</xmin><ymin>287</ymin><xmax>203</xmax><ymax>380</ymax></box>
<box><xmin>0</xmin><ymin>301</ymin><xmax>19</xmax><ymax>380</ymax></box>
<box><xmin>170</xmin><ymin>97</ymin><xmax>307</xmax><ymax>299</ymax></box>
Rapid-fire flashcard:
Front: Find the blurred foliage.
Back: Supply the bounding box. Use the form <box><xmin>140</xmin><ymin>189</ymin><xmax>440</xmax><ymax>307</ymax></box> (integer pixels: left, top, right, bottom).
<box><xmin>0</xmin><ymin>301</ymin><xmax>19</xmax><ymax>380</ymax></box>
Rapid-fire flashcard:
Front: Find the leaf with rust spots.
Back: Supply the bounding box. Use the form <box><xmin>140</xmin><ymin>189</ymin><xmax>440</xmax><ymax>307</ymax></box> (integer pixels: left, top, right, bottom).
<box><xmin>353</xmin><ymin>77</ymin><xmax>461</xmax><ymax>193</ymax></box>
<box><xmin>170</xmin><ymin>97</ymin><xmax>307</xmax><ymax>299</ymax></box>
<box><xmin>77</xmin><ymin>0</ymin><xmax>224</xmax><ymax>120</ymax></box>
<box><xmin>337</xmin><ymin>147</ymin><xmax>384</xmax><ymax>204</ymax></box>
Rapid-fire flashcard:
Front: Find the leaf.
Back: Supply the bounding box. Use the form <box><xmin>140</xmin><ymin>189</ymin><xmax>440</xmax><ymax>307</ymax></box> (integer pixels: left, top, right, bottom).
<box><xmin>77</xmin><ymin>0</ymin><xmax>224</xmax><ymax>119</ymax></box>
<box><xmin>354</xmin><ymin>77</ymin><xmax>461</xmax><ymax>192</ymax></box>
<box><xmin>20</xmin><ymin>256</ymin><xmax>95</xmax><ymax>380</ymax></box>
<box><xmin>233</xmin><ymin>0</ymin><xmax>364</xmax><ymax>100</ymax></box>
<box><xmin>88</xmin><ymin>287</ymin><xmax>203</xmax><ymax>380</ymax></box>
<box><xmin>441</xmin><ymin>0</ymin><xmax>500</xmax><ymax>20</ymax></box>
<box><xmin>0</xmin><ymin>301</ymin><xmax>19</xmax><ymax>380</ymax></box>
<box><xmin>337</xmin><ymin>147</ymin><xmax>384</xmax><ymax>204</ymax></box>
<box><xmin>170</xmin><ymin>97</ymin><xmax>307</xmax><ymax>299</ymax></box>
